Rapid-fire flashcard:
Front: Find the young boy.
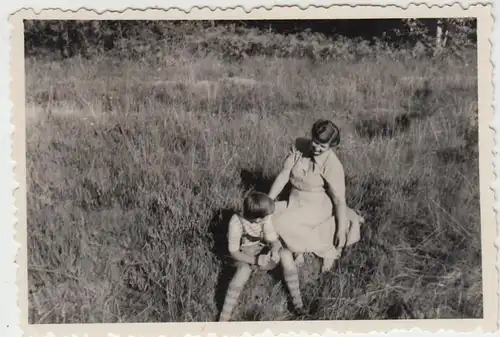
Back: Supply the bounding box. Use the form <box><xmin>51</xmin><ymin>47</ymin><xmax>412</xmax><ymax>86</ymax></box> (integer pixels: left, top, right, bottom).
<box><xmin>218</xmin><ymin>191</ymin><xmax>304</xmax><ymax>322</ymax></box>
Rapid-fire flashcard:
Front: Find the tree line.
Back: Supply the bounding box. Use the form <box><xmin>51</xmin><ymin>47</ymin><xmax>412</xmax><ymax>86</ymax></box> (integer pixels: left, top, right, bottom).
<box><xmin>24</xmin><ymin>19</ymin><xmax>476</xmax><ymax>60</ymax></box>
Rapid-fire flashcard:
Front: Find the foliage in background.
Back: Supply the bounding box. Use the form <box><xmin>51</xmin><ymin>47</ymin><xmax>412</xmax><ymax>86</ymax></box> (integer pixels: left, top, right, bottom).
<box><xmin>24</xmin><ymin>19</ymin><xmax>476</xmax><ymax>61</ymax></box>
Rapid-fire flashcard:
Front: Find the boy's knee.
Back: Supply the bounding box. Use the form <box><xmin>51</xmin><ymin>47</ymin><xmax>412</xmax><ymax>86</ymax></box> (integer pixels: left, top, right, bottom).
<box><xmin>279</xmin><ymin>249</ymin><xmax>293</xmax><ymax>261</ymax></box>
<box><xmin>236</xmin><ymin>262</ymin><xmax>253</xmax><ymax>276</ymax></box>
<box><xmin>279</xmin><ymin>250</ymin><xmax>296</xmax><ymax>272</ymax></box>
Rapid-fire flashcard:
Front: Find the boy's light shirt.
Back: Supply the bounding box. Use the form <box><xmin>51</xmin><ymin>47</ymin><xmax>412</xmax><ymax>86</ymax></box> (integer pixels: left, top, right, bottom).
<box><xmin>227</xmin><ymin>214</ymin><xmax>278</xmax><ymax>253</ymax></box>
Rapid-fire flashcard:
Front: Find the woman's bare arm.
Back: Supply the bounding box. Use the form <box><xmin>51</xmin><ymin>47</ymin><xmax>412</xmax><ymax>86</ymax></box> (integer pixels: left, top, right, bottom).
<box><xmin>269</xmin><ymin>144</ymin><xmax>298</xmax><ymax>200</ymax></box>
<box><xmin>268</xmin><ymin>169</ymin><xmax>291</xmax><ymax>200</ymax></box>
<box><xmin>323</xmin><ymin>154</ymin><xmax>349</xmax><ymax>248</ymax></box>
<box><xmin>325</xmin><ymin>184</ymin><xmax>349</xmax><ymax>247</ymax></box>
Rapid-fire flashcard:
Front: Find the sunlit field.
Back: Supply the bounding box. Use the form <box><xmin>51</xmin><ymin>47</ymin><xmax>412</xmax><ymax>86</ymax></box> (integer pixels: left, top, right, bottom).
<box><xmin>25</xmin><ymin>20</ymin><xmax>481</xmax><ymax>323</ymax></box>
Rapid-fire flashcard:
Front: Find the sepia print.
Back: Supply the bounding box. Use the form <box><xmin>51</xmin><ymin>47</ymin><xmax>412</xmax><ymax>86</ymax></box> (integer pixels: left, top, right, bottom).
<box><xmin>9</xmin><ymin>3</ymin><xmax>497</xmax><ymax>337</ymax></box>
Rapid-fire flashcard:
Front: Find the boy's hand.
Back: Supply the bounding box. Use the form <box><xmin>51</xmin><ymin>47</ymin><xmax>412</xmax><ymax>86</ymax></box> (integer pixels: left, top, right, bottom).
<box><xmin>258</xmin><ymin>254</ymin><xmax>271</xmax><ymax>267</ymax></box>
<box><xmin>257</xmin><ymin>253</ymin><xmax>280</xmax><ymax>271</ymax></box>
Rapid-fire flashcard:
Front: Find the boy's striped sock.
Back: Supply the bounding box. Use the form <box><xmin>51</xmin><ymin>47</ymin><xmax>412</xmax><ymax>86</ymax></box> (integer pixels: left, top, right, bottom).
<box><xmin>284</xmin><ymin>270</ymin><xmax>303</xmax><ymax>310</ymax></box>
<box><xmin>219</xmin><ymin>283</ymin><xmax>244</xmax><ymax>322</ymax></box>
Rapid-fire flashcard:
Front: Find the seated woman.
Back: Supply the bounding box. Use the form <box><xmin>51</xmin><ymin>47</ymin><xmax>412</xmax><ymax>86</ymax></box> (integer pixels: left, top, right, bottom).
<box><xmin>268</xmin><ymin>119</ymin><xmax>364</xmax><ymax>272</ymax></box>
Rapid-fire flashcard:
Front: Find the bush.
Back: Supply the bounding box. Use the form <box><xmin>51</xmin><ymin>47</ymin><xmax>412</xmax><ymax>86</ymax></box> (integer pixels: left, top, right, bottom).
<box><xmin>24</xmin><ymin>19</ymin><xmax>476</xmax><ymax>61</ymax></box>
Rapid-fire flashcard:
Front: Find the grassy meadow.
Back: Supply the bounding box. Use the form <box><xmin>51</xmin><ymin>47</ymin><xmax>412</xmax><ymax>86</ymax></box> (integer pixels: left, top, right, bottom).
<box><xmin>25</xmin><ymin>22</ymin><xmax>482</xmax><ymax>323</ymax></box>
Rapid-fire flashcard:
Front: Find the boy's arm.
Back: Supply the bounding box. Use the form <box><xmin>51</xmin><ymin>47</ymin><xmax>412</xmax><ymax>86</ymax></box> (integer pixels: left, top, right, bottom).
<box><xmin>228</xmin><ymin>215</ymin><xmax>258</xmax><ymax>265</ymax></box>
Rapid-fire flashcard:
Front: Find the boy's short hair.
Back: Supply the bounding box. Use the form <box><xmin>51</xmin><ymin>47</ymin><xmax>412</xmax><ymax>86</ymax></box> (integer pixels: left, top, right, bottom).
<box><xmin>243</xmin><ymin>191</ymin><xmax>275</xmax><ymax>219</ymax></box>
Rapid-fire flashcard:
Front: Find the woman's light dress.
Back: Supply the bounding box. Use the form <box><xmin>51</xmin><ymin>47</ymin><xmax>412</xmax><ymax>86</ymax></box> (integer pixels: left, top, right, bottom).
<box><xmin>272</xmin><ymin>138</ymin><xmax>362</xmax><ymax>259</ymax></box>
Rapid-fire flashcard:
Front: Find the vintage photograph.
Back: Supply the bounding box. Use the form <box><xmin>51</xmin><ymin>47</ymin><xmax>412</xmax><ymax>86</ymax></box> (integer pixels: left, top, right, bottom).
<box><xmin>15</xmin><ymin>4</ymin><xmax>496</xmax><ymax>333</ymax></box>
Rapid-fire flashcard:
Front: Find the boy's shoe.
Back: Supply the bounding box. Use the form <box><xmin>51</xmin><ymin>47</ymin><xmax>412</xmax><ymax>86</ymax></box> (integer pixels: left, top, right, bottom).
<box><xmin>293</xmin><ymin>306</ymin><xmax>307</xmax><ymax>317</ymax></box>
<box><xmin>218</xmin><ymin>313</ymin><xmax>230</xmax><ymax>322</ymax></box>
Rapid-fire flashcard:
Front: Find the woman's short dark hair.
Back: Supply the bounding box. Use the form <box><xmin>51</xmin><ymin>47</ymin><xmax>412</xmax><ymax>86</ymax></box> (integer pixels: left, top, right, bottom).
<box><xmin>243</xmin><ymin>191</ymin><xmax>275</xmax><ymax>219</ymax></box>
<box><xmin>311</xmin><ymin>119</ymin><xmax>340</xmax><ymax>146</ymax></box>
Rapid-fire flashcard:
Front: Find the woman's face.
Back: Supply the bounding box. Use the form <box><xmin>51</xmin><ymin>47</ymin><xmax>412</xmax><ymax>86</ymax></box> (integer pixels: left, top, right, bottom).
<box><xmin>311</xmin><ymin>139</ymin><xmax>330</xmax><ymax>156</ymax></box>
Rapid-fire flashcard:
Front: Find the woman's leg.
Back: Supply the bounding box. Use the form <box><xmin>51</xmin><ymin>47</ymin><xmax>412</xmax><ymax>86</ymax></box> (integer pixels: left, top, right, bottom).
<box><xmin>320</xmin><ymin>244</ymin><xmax>342</xmax><ymax>272</ymax></box>
<box><xmin>321</xmin><ymin>208</ymin><xmax>364</xmax><ymax>272</ymax></box>
<box><xmin>321</xmin><ymin>207</ymin><xmax>363</xmax><ymax>272</ymax></box>
<box><xmin>345</xmin><ymin>207</ymin><xmax>364</xmax><ymax>246</ymax></box>
<box><xmin>321</xmin><ymin>252</ymin><xmax>340</xmax><ymax>272</ymax></box>
<box><xmin>280</xmin><ymin>249</ymin><xmax>304</xmax><ymax>313</ymax></box>
<box><xmin>219</xmin><ymin>263</ymin><xmax>253</xmax><ymax>322</ymax></box>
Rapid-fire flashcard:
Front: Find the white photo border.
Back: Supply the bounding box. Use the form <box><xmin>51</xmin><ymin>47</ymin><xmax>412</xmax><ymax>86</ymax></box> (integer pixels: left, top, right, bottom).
<box><xmin>3</xmin><ymin>2</ymin><xmax>498</xmax><ymax>337</ymax></box>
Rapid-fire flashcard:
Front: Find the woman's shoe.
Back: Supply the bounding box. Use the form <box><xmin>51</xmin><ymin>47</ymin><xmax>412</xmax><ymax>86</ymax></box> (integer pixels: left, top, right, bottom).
<box><xmin>321</xmin><ymin>258</ymin><xmax>336</xmax><ymax>272</ymax></box>
<box><xmin>321</xmin><ymin>250</ymin><xmax>341</xmax><ymax>272</ymax></box>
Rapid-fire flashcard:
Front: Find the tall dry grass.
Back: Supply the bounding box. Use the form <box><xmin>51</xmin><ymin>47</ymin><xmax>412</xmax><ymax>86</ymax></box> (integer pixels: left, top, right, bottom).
<box><xmin>26</xmin><ymin>39</ymin><xmax>481</xmax><ymax>323</ymax></box>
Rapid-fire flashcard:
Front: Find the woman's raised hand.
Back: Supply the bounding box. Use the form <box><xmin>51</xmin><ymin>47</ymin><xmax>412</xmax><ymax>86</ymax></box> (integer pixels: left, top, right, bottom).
<box><xmin>334</xmin><ymin>227</ymin><xmax>348</xmax><ymax>248</ymax></box>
